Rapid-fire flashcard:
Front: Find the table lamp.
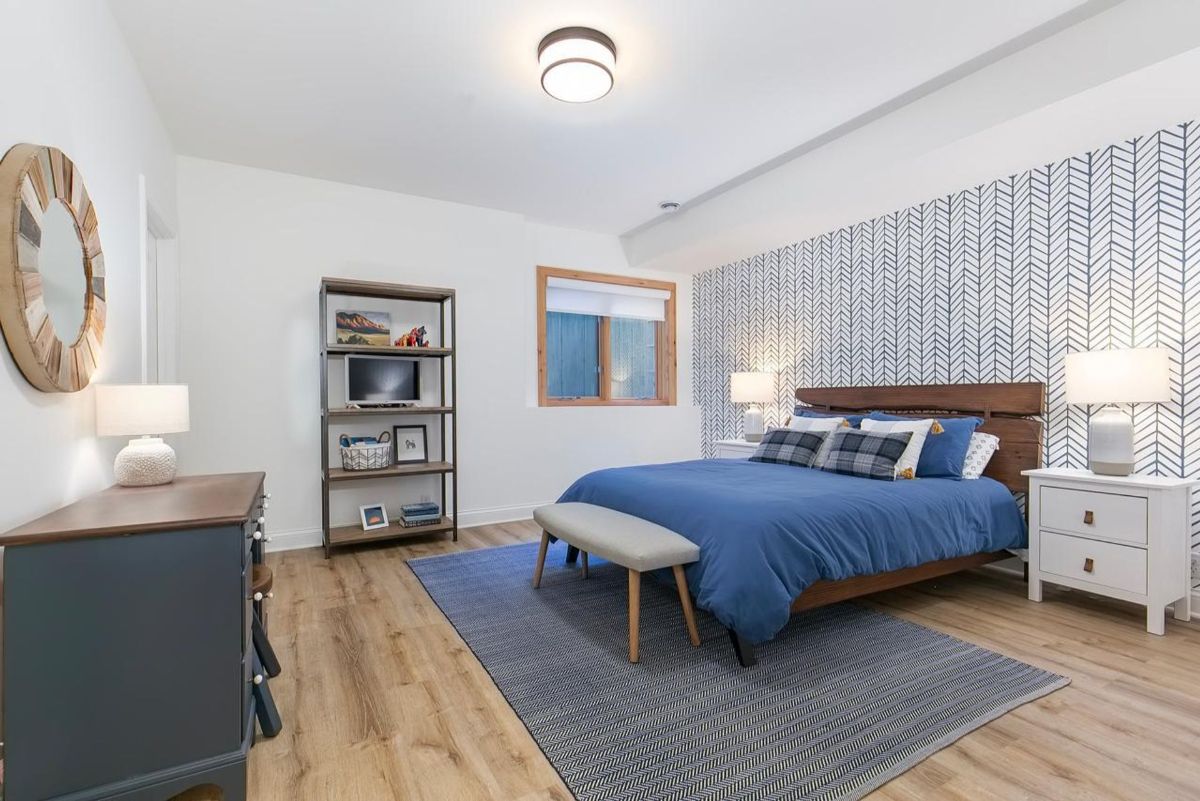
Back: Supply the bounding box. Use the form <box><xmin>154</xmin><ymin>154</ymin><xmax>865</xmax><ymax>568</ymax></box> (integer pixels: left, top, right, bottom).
<box><xmin>1064</xmin><ymin>348</ymin><xmax>1169</xmax><ymax>476</ymax></box>
<box><xmin>730</xmin><ymin>372</ymin><xmax>774</xmax><ymax>443</ymax></box>
<box><xmin>96</xmin><ymin>384</ymin><xmax>190</xmax><ymax>486</ymax></box>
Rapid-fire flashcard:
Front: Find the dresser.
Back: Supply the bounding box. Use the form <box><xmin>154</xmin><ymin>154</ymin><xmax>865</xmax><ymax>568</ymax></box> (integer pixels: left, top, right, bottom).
<box><xmin>1023</xmin><ymin>467</ymin><xmax>1196</xmax><ymax>635</ymax></box>
<box><xmin>712</xmin><ymin>438</ymin><xmax>758</xmax><ymax>459</ymax></box>
<box><xmin>1</xmin><ymin>473</ymin><xmax>266</xmax><ymax>801</ymax></box>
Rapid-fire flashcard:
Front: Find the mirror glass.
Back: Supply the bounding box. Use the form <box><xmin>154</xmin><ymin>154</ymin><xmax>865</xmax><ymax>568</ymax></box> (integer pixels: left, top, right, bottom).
<box><xmin>39</xmin><ymin>200</ymin><xmax>87</xmax><ymax>343</ymax></box>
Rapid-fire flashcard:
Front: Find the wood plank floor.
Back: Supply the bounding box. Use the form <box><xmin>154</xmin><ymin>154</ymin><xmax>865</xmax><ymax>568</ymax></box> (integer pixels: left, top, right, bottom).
<box><xmin>247</xmin><ymin>521</ymin><xmax>1200</xmax><ymax>801</ymax></box>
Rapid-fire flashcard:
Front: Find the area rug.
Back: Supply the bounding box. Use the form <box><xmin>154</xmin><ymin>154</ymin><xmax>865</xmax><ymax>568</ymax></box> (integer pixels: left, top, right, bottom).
<box><xmin>408</xmin><ymin>541</ymin><xmax>1068</xmax><ymax>801</ymax></box>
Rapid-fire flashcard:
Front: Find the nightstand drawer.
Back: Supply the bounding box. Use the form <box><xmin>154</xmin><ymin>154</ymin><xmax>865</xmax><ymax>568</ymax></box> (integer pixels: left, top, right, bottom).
<box><xmin>1040</xmin><ymin>531</ymin><xmax>1147</xmax><ymax>595</ymax></box>
<box><xmin>1040</xmin><ymin>486</ymin><xmax>1147</xmax><ymax>545</ymax></box>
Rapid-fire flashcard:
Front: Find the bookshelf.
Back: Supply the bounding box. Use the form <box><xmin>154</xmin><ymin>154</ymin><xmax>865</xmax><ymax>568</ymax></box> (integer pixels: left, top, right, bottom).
<box><xmin>319</xmin><ymin>277</ymin><xmax>457</xmax><ymax>557</ymax></box>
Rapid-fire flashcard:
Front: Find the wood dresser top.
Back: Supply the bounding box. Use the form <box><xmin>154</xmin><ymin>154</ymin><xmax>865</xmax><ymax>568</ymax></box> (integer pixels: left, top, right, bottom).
<box><xmin>0</xmin><ymin>472</ymin><xmax>266</xmax><ymax>547</ymax></box>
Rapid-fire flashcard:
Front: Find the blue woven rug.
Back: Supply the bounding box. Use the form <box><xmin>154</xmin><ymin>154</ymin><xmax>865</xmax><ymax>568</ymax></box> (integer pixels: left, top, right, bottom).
<box><xmin>409</xmin><ymin>542</ymin><xmax>1068</xmax><ymax>801</ymax></box>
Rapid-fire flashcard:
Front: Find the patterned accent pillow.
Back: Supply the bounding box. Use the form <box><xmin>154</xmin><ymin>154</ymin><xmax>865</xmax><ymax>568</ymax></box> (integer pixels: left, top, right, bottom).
<box><xmin>749</xmin><ymin>428</ymin><xmax>829</xmax><ymax>469</ymax></box>
<box><xmin>858</xmin><ymin>418</ymin><xmax>934</xmax><ymax>479</ymax></box>
<box><xmin>961</xmin><ymin>432</ymin><xmax>1001</xmax><ymax>479</ymax></box>
<box><xmin>820</xmin><ymin>429</ymin><xmax>914</xmax><ymax>481</ymax></box>
<box><xmin>787</xmin><ymin>415</ymin><xmax>848</xmax><ymax>466</ymax></box>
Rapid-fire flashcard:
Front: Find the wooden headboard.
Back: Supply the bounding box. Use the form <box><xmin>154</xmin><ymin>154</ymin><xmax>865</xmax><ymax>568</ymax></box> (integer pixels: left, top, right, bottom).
<box><xmin>794</xmin><ymin>382</ymin><xmax>1045</xmax><ymax>494</ymax></box>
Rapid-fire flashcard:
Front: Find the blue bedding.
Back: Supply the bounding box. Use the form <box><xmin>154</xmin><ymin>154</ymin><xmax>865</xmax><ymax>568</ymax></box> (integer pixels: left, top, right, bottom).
<box><xmin>558</xmin><ymin>459</ymin><xmax>1026</xmax><ymax>643</ymax></box>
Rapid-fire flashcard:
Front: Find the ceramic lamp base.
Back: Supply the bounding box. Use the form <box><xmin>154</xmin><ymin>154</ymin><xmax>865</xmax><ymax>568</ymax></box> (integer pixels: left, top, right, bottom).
<box><xmin>743</xmin><ymin>406</ymin><xmax>765</xmax><ymax>443</ymax></box>
<box><xmin>1088</xmin><ymin>405</ymin><xmax>1134</xmax><ymax>476</ymax></box>
<box><xmin>114</xmin><ymin>437</ymin><xmax>177</xmax><ymax>487</ymax></box>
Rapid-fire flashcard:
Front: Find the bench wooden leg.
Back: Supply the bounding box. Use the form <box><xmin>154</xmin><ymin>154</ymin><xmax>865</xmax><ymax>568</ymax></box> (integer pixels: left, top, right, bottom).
<box><xmin>628</xmin><ymin>569</ymin><xmax>641</xmax><ymax>663</ymax></box>
<box><xmin>582</xmin><ymin>551</ymin><xmax>589</xmax><ymax>579</ymax></box>
<box><xmin>672</xmin><ymin>564</ymin><xmax>701</xmax><ymax>647</ymax></box>
<box><xmin>532</xmin><ymin>530</ymin><xmax>550</xmax><ymax>589</ymax></box>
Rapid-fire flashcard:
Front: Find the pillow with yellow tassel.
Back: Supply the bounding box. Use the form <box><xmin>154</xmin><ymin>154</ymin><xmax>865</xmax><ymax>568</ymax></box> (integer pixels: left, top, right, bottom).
<box><xmin>865</xmin><ymin>412</ymin><xmax>983</xmax><ymax>479</ymax></box>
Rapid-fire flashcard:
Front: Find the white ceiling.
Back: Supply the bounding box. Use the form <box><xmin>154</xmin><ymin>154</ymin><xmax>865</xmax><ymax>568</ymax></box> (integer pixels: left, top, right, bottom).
<box><xmin>110</xmin><ymin>0</ymin><xmax>1091</xmax><ymax>235</ymax></box>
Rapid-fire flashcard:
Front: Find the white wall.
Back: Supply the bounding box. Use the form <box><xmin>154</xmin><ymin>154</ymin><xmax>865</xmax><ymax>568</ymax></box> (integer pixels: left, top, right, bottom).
<box><xmin>174</xmin><ymin>158</ymin><xmax>699</xmax><ymax>549</ymax></box>
<box><xmin>0</xmin><ymin>1</ymin><xmax>177</xmax><ymax>532</ymax></box>
<box><xmin>625</xmin><ymin>0</ymin><xmax>1200</xmax><ymax>273</ymax></box>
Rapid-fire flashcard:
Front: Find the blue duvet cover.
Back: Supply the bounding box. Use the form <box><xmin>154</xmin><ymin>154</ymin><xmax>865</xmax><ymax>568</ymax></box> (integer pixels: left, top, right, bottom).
<box><xmin>559</xmin><ymin>459</ymin><xmax>1026</xmax><ymax>642</ymax></box>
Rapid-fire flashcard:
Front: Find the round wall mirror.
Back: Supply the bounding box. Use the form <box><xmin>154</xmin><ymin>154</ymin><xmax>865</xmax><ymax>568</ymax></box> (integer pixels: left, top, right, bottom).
<box><xmin>0</xmin><ymin>144</ymin><xmax>106</xmax><ymax>392</ymax></box>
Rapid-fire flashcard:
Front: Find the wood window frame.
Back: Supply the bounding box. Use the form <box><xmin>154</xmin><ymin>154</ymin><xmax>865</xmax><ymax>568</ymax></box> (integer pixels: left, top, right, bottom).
<box><xmin>537</xmin><ymin>265</ymin><xmax>677</xmax><ymax>407</ymax></box>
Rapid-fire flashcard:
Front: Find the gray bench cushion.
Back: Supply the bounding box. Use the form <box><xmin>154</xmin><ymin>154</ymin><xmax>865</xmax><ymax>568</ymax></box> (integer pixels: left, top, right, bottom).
<box><xmin>533</xmin><ymin>502</ymin><xmax>700</xmax><ymax>573</ymax></box>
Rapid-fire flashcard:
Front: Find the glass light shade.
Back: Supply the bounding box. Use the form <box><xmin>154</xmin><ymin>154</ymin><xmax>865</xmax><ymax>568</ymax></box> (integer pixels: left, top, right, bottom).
<box><xmin>730</xmin><ymin>372</ymin><xmax>774</xmax><ymax>404</ymax></box>
<box><xmin>538</xmin><ymin>28</ymin><xmax>616</xmax><ymax>103</ymax></box>
<box><xmin>1064</xmin><ymin>348</ymin><xmax>1170</xmax><ymax>405</ymax></box>
<box><xmin>96</xmin><ymin>384</ymin><xmax>190</xmax><ymax>437</ymax></box>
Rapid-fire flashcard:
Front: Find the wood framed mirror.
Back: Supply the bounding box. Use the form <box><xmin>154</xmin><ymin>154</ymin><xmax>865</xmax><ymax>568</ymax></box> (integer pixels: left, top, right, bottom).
<box><xmin>0</xmin><ymin>143</ymin><xmax>105</xmax><ymax>392</ymax></box>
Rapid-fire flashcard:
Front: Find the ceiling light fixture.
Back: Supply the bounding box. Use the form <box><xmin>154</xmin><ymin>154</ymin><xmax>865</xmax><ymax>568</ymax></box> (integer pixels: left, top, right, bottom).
<box><xmin>659</xmin><ymin>201</ymin><xmax>681</xmax><ymax>213</ymax></box>
<box><xmin>538</xmin><ymin>27</ymin><xmax>616</xmax><ymax>103</ymax></box>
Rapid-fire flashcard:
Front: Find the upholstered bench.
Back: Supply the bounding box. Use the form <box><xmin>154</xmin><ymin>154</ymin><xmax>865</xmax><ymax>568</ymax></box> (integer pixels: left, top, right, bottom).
<box><xmin>531</xmin><ymin>502</ymin><xmax>701</xmax><ymax>662</ymax></box>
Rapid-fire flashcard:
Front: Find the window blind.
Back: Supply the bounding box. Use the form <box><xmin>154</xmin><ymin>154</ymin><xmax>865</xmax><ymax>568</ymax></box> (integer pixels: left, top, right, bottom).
<box><xmin>544</xmin><ymin>276</ymin><xmax>669</xmax><ymax>322</ymax></box>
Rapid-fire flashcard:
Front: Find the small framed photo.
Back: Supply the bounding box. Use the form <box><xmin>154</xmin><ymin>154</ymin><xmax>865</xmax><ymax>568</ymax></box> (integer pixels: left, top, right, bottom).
<box><xmin>359</xmin><ymin>503</ymin><xmax>389</xmax><ymax>531</ymax></box>
<box><xmin>393</xmin><ymin>424</ymin><xmax>429</xmax><ymax>464</ymax></box>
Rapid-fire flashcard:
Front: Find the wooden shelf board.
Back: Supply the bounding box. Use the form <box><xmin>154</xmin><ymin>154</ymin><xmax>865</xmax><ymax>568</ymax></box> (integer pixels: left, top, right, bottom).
<box><xmin>327</xmin><ymin>406</ymin><xmax>454</xmax><ymax>418</ymax></box>
<box><xmin>326</xmin><ymin>461</ymin><xmax>454</xmax><ymax>482</ymax></box>
<box><xmin>328</xmin><ymin>517</ymin><xmax>455</xmax><ymax>545</ymax></box>
<box><xmin>326</xmin><ymin>344</ymin><xmax>452</xmax><ymax>358</ymax></box>
<box><xmin>322</xmin><ymin>277</ymin><xmax>454</xmax><ymax>302</ymax></box>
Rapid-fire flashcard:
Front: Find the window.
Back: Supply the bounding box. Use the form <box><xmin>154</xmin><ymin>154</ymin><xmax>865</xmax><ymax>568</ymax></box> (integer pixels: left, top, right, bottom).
<box><xmin>537</xmin><ymin>266</ymin><xmax>676</xmax><ymax>406</ymax></box>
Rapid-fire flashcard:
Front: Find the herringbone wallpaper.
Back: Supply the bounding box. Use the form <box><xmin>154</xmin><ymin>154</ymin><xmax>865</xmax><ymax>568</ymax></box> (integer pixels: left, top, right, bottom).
<box><xmin>693</xmin><ymin>120</ymin><xmax>1200</xmax><ymax>550</ymax></box>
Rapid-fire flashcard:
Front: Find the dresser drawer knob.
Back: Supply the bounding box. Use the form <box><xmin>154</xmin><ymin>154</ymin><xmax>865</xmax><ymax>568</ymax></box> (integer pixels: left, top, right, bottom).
<box><xmin>252</xmin><ymin>530</ymin><xmax>263</xmax><ymax>541</ymax></box>
<box><xmin>265</xmin><ymin>492</ymin><xmax>272</xmax><ymax>500</ymax></box>
<box><xmin>253</xmin><ymin>591</ymin><xmax>264</xmax><ymax>602</ymax></box>
<box><xmin>1083</xmin><ymin>510</ymin><xmax>1094</xmax><ymax>525</ymax></box>
<box><xmin>257</xmin><ymin>516</ymin><xmax>266</xmax><ymax>525</ymax></box>
<box><xmin>263</xmin><ymin>501</ymin><xmax>270</xmax><ymax>509</ymax></box>
<box><xmin>1083</xmin><ymin>557</ymin><xmax>1095</xmax><ymax>573</ymax></box>
<box><xmin>267</xmin><ymin>591</ymin><xmax>274</xmax><ymax>599</ymax></box>
<box><xmin>253</xmin><ymin>673</ymin><xmax>264</xmax><ymax>685</ymax></box>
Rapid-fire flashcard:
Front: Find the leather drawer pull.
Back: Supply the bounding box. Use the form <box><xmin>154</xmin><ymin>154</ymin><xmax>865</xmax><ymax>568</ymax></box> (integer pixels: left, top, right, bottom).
<box><xmin>1083</xmin><ymin>510</ymin><xmax>1094</xmax><ymax>525</ymax></box>
<box><xmin>1083</xmin><ymin>557</ymin><xmax>1095</xmax><ymax>573</ymax></box>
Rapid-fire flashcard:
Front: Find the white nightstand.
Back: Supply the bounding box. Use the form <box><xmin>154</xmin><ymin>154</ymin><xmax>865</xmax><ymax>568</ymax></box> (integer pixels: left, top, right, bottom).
<box><xmin>1023</xmin><ymin>467</ymin><xmax>1197</xmax><ymax>634</ymax></box>
<box><xmin>712</xmin><ymin>439</ymin><xmax>758</xmax><ymax>459</ymax></box>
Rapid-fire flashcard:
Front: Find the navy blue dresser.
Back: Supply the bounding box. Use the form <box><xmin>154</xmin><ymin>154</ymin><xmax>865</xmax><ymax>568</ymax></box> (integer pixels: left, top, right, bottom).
<box><xmin>1</xmin><ymin>472</ymin><xmax>267</xmax><ymax>801</ymax></box>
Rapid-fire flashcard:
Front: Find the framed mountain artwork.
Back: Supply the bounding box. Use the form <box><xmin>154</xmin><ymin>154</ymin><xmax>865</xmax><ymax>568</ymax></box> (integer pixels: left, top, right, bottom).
<box><xmin>335</xmin><ymin>310</ymin><xmax>391</xmax><ymax>346</ymax></box>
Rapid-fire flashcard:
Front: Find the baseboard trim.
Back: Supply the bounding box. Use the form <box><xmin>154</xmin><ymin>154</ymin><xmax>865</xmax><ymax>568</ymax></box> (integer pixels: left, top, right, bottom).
<box><xmin>264</xmin><ymin>502</ymin><xmax>550</xmax><ymax>553</ymax></box>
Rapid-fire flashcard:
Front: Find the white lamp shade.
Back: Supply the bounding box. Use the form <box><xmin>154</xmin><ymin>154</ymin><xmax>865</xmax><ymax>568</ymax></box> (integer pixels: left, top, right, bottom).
<box><xmin>730</xmin><ymin>372</ymin><xmax>774</xmax><ymax>404</ymax></box>
<box><xmin>96</xmin><ymin>384</ymin><xmax>190</xmax><ymax>437</ymax></box>
<box><xmin>1064</xmin><ymin>348</ymin><xmax>1170</xmax><ymax>405</ymax></box>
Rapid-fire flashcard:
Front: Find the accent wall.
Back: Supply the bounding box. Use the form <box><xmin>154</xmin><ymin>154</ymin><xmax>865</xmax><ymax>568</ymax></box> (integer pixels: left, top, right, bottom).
<box><xmin>693</xmin><ymin>119</ymin><xmax>1199</xmax><ymax>551</ymax></box>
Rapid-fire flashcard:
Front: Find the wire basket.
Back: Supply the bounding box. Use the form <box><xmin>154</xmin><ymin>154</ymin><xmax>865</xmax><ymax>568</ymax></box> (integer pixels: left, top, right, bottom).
<box><xmin>340</xmin><ymin>442</ymin><xmax>392</xmax><ymax>471</ymax></box>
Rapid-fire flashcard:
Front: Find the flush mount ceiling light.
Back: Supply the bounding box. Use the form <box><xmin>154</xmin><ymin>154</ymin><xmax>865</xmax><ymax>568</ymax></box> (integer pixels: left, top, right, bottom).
<box><xmin>538</xmin><ymin>27</ymin><xmax>616</xmax><ymax>103</ymax></box>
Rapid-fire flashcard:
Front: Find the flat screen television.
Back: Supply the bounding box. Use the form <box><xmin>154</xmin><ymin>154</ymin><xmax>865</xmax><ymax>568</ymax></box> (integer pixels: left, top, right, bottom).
<box><xmin>345</xmin><ymin>355</ymin><xmax>420</xmax><ymax>406</ymax></box>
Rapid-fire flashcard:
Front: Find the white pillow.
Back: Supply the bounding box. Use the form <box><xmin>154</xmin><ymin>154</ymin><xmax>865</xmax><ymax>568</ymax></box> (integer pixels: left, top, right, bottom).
<box><xmin>859</xmin><ymin>418</ymin><xmax>934</xmax><ymax>479</ymax></box>
<box><xmin>787</xmin><ymin>415</ymin><xmax>848</xmax><ymax>467</ymax></box>
<box><xmin>961</xmin><ymin>432</ymin><xmax>1000</xmax><ymax>479</ymax></box>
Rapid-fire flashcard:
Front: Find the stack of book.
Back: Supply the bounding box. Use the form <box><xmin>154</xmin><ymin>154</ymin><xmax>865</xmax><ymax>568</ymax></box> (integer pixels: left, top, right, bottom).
<box><xmin>400</xmin><ymin>502</ymin><xmax>442</xmax><ymax>527</ymax></box>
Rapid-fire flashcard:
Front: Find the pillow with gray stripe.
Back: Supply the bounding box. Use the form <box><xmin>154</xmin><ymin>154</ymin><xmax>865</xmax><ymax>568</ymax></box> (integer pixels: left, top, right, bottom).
<box><xmin>749</xmin><ymin>428</ymin><xmax>829</xmax><ymax>468</ymax></box>
<box><xmin>820</xmin><ymin>429</ymin><xmax>914</xmax><ymax>481</ymax></box>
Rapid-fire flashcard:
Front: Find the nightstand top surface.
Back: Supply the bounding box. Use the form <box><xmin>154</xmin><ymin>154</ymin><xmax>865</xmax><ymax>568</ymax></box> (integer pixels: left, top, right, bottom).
<box><xmin>1022</xmin><ymin>467</ymin><xmax>1199</xmax><ymax>489</ymax></box>
<box><xmin>713</xmin><ymin>438</ymin><xmax>757</xmax><ymax>446</ymax></box>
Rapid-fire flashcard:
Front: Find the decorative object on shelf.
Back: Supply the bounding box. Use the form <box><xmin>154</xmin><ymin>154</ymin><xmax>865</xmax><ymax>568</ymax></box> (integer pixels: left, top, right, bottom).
<box><xmin>1065</xmin><ymin>347</ymin><xmax>1170</xmax><ymax>476</ymax></box>
<box><xmin>335</xmin><ymin>309</ymin><xmax>390</xmax><ymax>346</ymax></box>
<box><xmin>359</xmin><ymin>503</ymin><xmax>389</xmax><ymax>531</ymax></box>
<box><xmin>401</xmin><ymin>501</ymin><xmax>442</xmax><ymax>527</ymax></box>
<box><xmin>730</xmin><ymin>372</ymin><xmax>774</xmax><ymax>442</ymax></box>
<box><xmin>339</xmin><ymin>430</ymin><xmax>392</xmax><ymax>471</ymax></box>
<box><xmin>0</xmin><ymin>143</ymin><xmax>107</xmax><ymax>392</ymax></box>
<box><xmin>95</xmin><ymin>384</ymin><xmax>190</xmax><ymax>486</ymax></box>
<box><xmin>538</xmin><ymin>27</ymin><xmax>616</xmax><ymax>103</ymax></box>
<box><xmin>394</xmin><ymin>325</ymin><xmax>429</xmax><ymax>347</ymax></box>
<box><xmin>393</xmin><ymin>423</ymin><xmax>429</xmax><ymax>464</ymax></box>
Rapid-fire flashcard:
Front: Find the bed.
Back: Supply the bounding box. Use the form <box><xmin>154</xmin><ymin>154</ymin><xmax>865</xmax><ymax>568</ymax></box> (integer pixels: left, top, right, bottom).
<box><xmin>557</xmin><ymin>382</ymin><xmax>1044</xmax><ymax>666</ymax></box>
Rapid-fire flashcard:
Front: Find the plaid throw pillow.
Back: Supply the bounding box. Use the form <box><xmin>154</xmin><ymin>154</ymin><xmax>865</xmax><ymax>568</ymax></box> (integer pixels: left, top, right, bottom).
<box><xmin>749</xmin><ymin>428</ymin><xmax>829</xmax><ymax>469</ymax></box>
<box><xmin>820</xmin><ymin>429</ymin><xmax>914</xmax><ymax>481</ymax></box>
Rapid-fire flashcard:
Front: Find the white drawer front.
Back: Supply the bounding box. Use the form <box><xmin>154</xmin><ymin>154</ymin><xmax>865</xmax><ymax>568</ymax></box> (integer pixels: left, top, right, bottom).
<box><xmin>1040</xmin><ymin>531</ymin><xmax>1147</xmax><ymax>595</ymax></box>
<box><xmin>1040</xmin><ymin>486</ymin><xmax>1147</xmax><ymax>545</ymax></box>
